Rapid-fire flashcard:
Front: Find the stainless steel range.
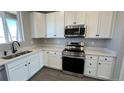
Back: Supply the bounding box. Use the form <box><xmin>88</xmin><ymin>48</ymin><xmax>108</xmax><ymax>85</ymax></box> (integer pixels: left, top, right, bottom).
<box><xmin>62</xmin><ymin>42</ymin><xmax>85</xmax><ymax>77</ymax></box>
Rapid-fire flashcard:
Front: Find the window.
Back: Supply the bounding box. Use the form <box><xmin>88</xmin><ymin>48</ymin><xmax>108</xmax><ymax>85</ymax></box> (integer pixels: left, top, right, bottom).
<box><xmin>0</xmin><ymin>11</ymin><xmax>24</xmax><ymax>44</ymax></box>
<box><xmin>0</xmin><ymin>17</ymin><xmax>5</xmax><ymax>43</ymax></box>
<box><xmin>6</xmin><ymin>18</ymin><xmax>17</xmax><ymax>41</ymax></box>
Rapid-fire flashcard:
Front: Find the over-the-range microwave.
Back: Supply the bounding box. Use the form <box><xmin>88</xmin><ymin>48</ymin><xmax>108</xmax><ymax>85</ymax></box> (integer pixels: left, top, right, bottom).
<box><xmin>64</xmin><ymin>25</ymin><xmax>86</xmax><ymax>38</ymax></box>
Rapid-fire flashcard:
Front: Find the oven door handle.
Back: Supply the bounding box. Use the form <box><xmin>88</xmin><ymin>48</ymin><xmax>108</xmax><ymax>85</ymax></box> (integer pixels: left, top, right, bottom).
<box><xmin>62</xmin><ymin>55</ymin><xmax>85</xmax><ymax>59</ymax></box>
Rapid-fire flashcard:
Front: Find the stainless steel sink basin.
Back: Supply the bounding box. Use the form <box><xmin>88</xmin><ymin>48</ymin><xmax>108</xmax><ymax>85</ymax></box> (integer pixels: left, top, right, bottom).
<box><xmin>1</xmin><ymin>50</ymin><xmax>32</xmax><ymax>60</ymax></box>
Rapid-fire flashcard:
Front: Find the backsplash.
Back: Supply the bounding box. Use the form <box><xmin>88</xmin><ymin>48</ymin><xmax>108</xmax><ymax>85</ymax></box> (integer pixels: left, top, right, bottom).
<box><xmin>32</xmin><ymin>38</ymin><xmax>108</xmax><ymax>48</ymax></box>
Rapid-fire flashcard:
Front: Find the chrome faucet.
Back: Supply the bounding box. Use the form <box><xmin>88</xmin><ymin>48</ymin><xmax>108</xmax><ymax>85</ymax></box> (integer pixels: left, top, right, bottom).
<box><xmin>11</xmin><ymin>41</ymin><xmax>21</xmax><ymax>53</ymax></box>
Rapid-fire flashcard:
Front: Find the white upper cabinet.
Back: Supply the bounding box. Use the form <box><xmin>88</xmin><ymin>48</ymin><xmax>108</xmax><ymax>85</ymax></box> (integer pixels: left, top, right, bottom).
<box><xmin>55</xmin><ymin>12</ymin><xmax>64</xmax><ymax>38</ymax></box>
<box><xmin>65</xmin><ymin>11</ymin><xmax>86</xmax><ymax>26</ymax></box>
<box><xmin>30</xmin><ymin>12</ymin><xmax>46</xmax><ymax>38</ymax></box>
<box><xmin>85</xmin><ymin>11</ymin><xmax>99</xmax><ymax>38</ymax></box>
<box><xmin>46</xmin><ymin>12</ymin><xmax>64</xmax><ymax>38</ymax></box>
<box><xmin>76</xmin><ymin>11</ymin><xmax>86</xmax><ymax>25</ymax></box>
<box><xmin>98</xmin><ymin>12</ymin><xmax>114</xmax><ymax>38</ymax></box>
<box><xmin>65</xmin><ymin>11</ymin><xmax>75</xmax><ymax>25</ymax></box>
<box><xmin>46</xmin><ymin>12</ymin><xmax>56</xmax><ymax>38</ymax></box>
<box><xmin>86</xmin><ymin>11</ymin><xmax>115</xmax><ymax>39</ymax></box>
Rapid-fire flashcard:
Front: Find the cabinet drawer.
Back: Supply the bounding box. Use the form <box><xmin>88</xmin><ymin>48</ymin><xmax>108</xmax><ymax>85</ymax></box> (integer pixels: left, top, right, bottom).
<box><xmin>99</xmin><ymin>56</ymin><xmax>114</xmax><ymax>62</ymax></box>
<box><xmin>84</xmin><ymin>67</ymin><xmax>96</xmax><ymax>77</ymax></box>
<box><xmin>86</xmin><ymin>55</ymin><xmax>98</xmax><ymax>60</ymax></box>
<box><xmin>85</xmin><ymin>59</ymin><xmax>97</xmax><ymax>68</ymax></box>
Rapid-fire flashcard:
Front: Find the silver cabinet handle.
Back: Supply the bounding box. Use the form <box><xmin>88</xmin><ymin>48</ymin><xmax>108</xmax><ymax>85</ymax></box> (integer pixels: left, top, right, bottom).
<box><xmin>25</xmin><ymin>64</ymin><xmax>27</xmax><ymax>66</ymax></box>
<box><xmin>28</xmin><ymin>62</ymin><xmax>30</xmax><ymax>64</ymax></box>
<box><xmin>99</xmin><ymin>63</ymin><xmax>101</xmax><ymax>65</ymax></box>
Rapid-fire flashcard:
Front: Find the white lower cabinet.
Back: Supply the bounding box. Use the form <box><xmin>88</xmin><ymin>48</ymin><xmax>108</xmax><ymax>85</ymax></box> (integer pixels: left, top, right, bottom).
<box><xmin>28</xmin><ymin>53</ymin><xmax>41</xmax><ymax>77</ymax></box>
<box><xmin>84</xmin><ymin>55</ymin><xmax>98</xmax><ymax>77</ymax></box>
<box><xmin>84</xmin><ymin>55</ymin><xmax>115</xmax><ymax>80</ymax></box>
<box><xmin>6</xmin><ymin>51</ymin><xmax>44</xmax><ymax>81</ymax></box>
<box><xmin>7</xmin><ymin>58</ymin><xmax>29</xmax><ymax>81</ymax></box>
<box><xmin>97</xmin><ymin>57</ymin><xmax>115</xmax><ymax>79</ymax></box>
<box><xmin>44</xmin><ymin>50</ymin><xmax>62</xmax><ymax>70</ymax></box>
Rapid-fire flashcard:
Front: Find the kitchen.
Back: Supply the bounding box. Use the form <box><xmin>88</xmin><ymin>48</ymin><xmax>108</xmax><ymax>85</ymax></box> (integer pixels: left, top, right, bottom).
<box><xmin>0</xmin><ymin>11</ymin><xmax>124</xmax><ymax>81</ymax></box>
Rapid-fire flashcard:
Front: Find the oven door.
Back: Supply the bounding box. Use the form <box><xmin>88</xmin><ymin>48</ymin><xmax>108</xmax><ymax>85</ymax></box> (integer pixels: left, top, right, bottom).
<box><xmin>62</xmin><ymin>56</ymin><xmax>84</xmax><ymax>74</ymax></box>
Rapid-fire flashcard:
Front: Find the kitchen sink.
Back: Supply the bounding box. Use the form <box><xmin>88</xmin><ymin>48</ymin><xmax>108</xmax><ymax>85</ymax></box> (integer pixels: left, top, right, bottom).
<box><xmin>1</xmin><ymin>50</ymin><xmax>32</xmax><ymax>60</ymax></box>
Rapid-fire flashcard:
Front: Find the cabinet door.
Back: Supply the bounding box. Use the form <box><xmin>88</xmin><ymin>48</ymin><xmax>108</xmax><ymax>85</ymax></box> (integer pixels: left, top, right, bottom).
<box><xmin>8</xmin><ymin>59</ymin><xmax>29</xmax><ymax>81</ymax></box>
<box><xmin>64</xmin><ymin>11</ymin><xmax>76</xmax><ymax>26</ymax></box>
<box><xmin>46</xmin><ymin>13</ymin><xmax>56</xmax><ymax>38</ymax></box>
<box><xmin>76</xmin><ymin>11</ymin><xmax>86</xmax><ymax>24</ymax></box>
<box><xmin>98</xmin><ymin>11</ymin><xmax>114</xmax><ymax>38</ymax></box>
<box><xmin>30</xmin><ymin>12</ymin><xmax>46</xmax><ymax>38</ymax></box>
<box><xmin>85</xmin><ymin>11</ymin><xmax>99</xmax><ymax>38</ymax></box>
<box><xmin>47</xmin><ymin>51</ymin><xmax>62</xmax><ymax>70</ymax></box>
<box><xmin>43</xmin><ymin>51</ymin><xmax>48</xmax><ymax>66</ymax></box>
<box><xmin>39</xmin><ymin>51</ymin><xmax>44</xmax><ymax>69</ymax></box>
<box><xmin>97</xmin><ymin>60</ymin><xmax>113</xmax><ymax>79</ymax></box>
<box><xmin>28</xmin><ymin>53</ymin><xmax>40</xmax><ymax>77</ymax></box>
<box><xmin>55</xmin><ymin>12</ymin><xmax>64</xmax><ymax>38</ymax></box>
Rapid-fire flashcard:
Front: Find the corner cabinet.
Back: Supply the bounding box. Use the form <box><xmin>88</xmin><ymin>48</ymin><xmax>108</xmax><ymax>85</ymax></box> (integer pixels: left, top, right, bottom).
<box><xmin>43</xmin><ymin>50</ymin><xmax>62</xmax><ymax>70</ymax></box>
<box><xmin>46</xmin><ymin>12</ymin><xmax>64</xmax><ymax>38</ymax></box>
<box><xmin>6</xmin><ymin>51</ymin><xmax>44</xmax><ymax>81</ymax></box>
<box><xmin>84</xmin><ymin>55</ymin><xmax>115</xmax><ymax>80</ymax></box>
<box><xmin>30</xmin><ymin>12</ymin><xmax>46</xmax><ymax>38</ymax></box>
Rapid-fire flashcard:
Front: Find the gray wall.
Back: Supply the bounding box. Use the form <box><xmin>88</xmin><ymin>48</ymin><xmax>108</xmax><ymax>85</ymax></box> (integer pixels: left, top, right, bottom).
<box><xmin>106</xmin><ymin>12</ymin><xmax>124</xmax><ymax>80</ymax></box>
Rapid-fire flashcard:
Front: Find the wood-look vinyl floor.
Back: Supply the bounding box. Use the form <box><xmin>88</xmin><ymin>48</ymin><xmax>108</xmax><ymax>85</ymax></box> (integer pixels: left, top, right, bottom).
<box><xmin>30</xmin><ymin>67</ymin><xmax>100</xmax><ymax>81</ymax></box>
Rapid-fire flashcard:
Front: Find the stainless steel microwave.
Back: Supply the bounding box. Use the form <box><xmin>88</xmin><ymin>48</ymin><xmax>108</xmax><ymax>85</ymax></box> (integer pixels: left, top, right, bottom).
<box><xmin>64</xmin><ymin>25</ymin><xmax>85</xmax><ymax>38</ymax></box>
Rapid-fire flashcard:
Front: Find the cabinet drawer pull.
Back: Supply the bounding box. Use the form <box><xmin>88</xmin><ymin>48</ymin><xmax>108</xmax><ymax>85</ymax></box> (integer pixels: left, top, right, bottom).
<box><xmin>105</xmin><ymin>58</ymin><xmax>107</xmax><ymax>61</ymax></box>
<box><xmin>25</xmin><ymin>64</ymin><xmax>27</xmax><ymax>66</ymax></box>
<box><xmin>89</xmin><ymin>71</ymin><xmax>91</xmax><ymax>73</ymax></box>
<box><xmin>99</xmin><ymin>63</ymin><xmax>101</xmax><ymax>65</ymax></box>
<box><xmin>28</xmin><ymin>62</ymin><xmax>30</xmax><ymax>64</ymax></box>
<box><xmin>90</xmin><ymin>57</ymin><xmax>92</xmax><ymax>59</ymax></box>
<box><xmin>90</xmin><ymin>63</ymin><xmax>92</xmax><ymax>65</ymax></box>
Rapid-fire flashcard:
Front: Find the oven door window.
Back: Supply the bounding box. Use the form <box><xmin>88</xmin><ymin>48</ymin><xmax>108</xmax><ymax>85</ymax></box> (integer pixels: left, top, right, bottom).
<box><xmin>62</xmin><ymin>57</ymin><xmax>84</xmax><ymax>74</ymax></box>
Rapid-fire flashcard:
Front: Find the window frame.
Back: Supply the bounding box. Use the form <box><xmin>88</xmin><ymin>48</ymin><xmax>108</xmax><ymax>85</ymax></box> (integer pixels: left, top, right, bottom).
<box><xmin>0</xmin><ymin>11</ymin><xmax>24</xmax><ymax>44</ymax></box>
